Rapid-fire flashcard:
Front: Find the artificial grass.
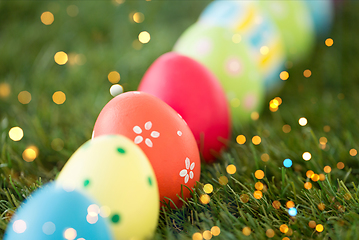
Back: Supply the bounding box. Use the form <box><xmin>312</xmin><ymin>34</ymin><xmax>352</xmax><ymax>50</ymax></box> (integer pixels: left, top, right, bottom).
<box><xmin>1</xmin><ymin>1</ymin><xmax>359</xmax><ymax>239</ymax></box>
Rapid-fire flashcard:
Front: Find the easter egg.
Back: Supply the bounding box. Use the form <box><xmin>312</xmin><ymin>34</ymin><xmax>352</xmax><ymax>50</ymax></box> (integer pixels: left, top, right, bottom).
<box><xmin>174</xmin><ymin>24</ymin><xmax>264</xmax><ymax>126</ymax></box>
<box><xmin>138</xmin><ymin>52</ymin><xmax>231</xmax><ymax>162</ymax></box>
<box><xmin>198</xmin><ymin>0</ymin><xmax>286</xmax><ymax>94</ymax></box>
<box><xmin>259</xmin><ymin>0</ymin><xmax>315</xmax><ymax>63</ymax></box>
<box><xmin>305</xmin><ymin>0</ymin><xmax>333</xmax><ymax>38</ymax></box>
<box><xmin>56</xmin><ymin>135</ymin><xmax>159</xmax><ymax>240</ymax></box>
<box><xmin>4</xmin><ymin>182</ymin><xmax>112</xmax><ymax>240</ymax></box>
<box><xmin>92</xmin><ymin>92</ymin><xmax>201</xmax><ymax>208</ymax></box>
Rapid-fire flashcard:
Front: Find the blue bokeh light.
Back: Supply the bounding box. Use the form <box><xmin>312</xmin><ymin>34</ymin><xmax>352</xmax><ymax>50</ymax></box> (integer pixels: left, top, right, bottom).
<box><xmin>283</xmin><ymin>159</ymin><xmax>293</xmax><ymax>168</ymax></box>
<box><xmin>288</xmin><ymin>207</ymin><xmax>297</xmax><ymax>216</ymax></box>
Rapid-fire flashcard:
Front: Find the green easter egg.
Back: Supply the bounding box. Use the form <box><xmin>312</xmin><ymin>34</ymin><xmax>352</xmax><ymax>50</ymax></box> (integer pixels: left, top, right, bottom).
<box><xmin>174</xmin><ymin>24</ymin><xmax>264</xmax><ymax>126</ymax></box>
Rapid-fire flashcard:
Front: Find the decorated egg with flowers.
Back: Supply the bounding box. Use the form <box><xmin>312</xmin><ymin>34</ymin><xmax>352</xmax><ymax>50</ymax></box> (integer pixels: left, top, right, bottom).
<box><xmin>4</xmin><ymin>182</ymin><xmax>113</xmax><ymax>240</ymax></box>
<box><xmin>174</xmin><ymin>23</ymin><xmax>264</xmax><ymax>126</ymax></box>
<box><xmin>92</xmin><ymin>92</ymin><xmax>201</xmax><ymax>208</ymax></box>
<box><xmin>139</xmin><ymin>52</ymin><xmax>231</xmax><ymax>163</ymax></box>
<box><xmin>57</xmin><ymin>135</ymin><xmax>159</xmax><ymax>240</ymax></box>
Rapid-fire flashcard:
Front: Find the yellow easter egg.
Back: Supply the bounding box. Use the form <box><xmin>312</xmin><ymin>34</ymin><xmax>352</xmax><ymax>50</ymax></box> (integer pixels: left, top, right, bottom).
<box><xmin>56</xmin><ymin>135</ymin><xmax>159</xmax><ymax>240</ymax></box>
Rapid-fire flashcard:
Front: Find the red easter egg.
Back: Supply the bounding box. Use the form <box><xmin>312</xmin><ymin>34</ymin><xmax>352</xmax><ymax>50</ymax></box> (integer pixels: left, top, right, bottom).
<box><xmin>138</xmin><ymin>52</ymin><xmax>231</xmax><ymax>162</ymax></box>
<box><xmin>93</xmin><ymin>91</ymin><xmax>200</xmax><ymax>208</ymax></box>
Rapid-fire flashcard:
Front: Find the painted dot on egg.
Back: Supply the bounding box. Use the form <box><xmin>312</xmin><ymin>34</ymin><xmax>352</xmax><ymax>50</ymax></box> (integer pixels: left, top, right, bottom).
<box><xmin>177</xmin><ymin>131</ymin><xmax>182</xmax><ymax>136</ymax></box>
<box><xmin>117</xmin><ymin>147</ymin><xmax>126</xmax><ymax>154</ymax></box>
<box><xmin>84</xmin><ymin>179</ymin><xmax>90</xmax><ymax>187</ymax></box>
<box><xmin>148</xmin><ymin>176</ymin><xmax>153</xmax><ymax>186</ymax></box>
<box><xmin>42</xmin><ymin>221</ymin><xmax>56</xmax><ymax>235</ymax></box>
<box><xmin>225</xmin><ymin>57</ymin><xmax>242</xmax><ymax>76</ymax></box>
<box><xmin>195</xmin><ymin>37</ymin><xmax>213</xmax><ymax>56</ymax></box>
<box><xmin>243</xmin><ymin>94</ymin><xmax>257</xmax><ymax>110</ymax></box>
<box><xmin>111</xmin><ymin>214</ymin><xmax>121</xmax><ymax>224</ymax></box>
<box><xmin>13</xmin><ymin>219</ymin><xmax>27</xmax><ymax>233</ymax></box>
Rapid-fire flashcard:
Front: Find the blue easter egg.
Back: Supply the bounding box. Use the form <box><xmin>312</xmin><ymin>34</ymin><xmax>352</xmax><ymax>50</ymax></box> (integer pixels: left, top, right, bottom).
<box><xmin>305</xmin><ymin>0</ymin><xmax>333</xmax><ymax>38</ymax></box>
<box><xmin>4</xmin><ymin>182</ymin><xmax>113</xmax><ymax>240</ymax></box>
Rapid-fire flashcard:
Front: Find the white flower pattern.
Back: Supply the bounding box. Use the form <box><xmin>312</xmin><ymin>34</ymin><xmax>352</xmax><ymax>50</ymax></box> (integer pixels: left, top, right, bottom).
<box><xmin>133</xmin><ymin>121</ymin><xmax>160</xmax><ymax>148</ymax></box>
<box><xmin>179</xmin><ymin>157</ymin><xmax>195</xmax><ymax>184</ymax></box>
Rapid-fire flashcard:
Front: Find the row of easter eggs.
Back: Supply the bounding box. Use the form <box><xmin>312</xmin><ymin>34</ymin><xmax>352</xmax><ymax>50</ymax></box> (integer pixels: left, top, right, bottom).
<box><xmin>5</xmin><ymin>92</ymin><xmax>202</xmax><ymax>240</ymax></box>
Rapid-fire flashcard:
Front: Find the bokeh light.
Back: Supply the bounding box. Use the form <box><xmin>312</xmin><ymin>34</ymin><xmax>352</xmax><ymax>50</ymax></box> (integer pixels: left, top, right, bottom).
<box><xmin>232</xmin><ymin>34</ymin><xmax>241</xmax><ymax>43</ymax></box>
<box><xmin>226</xmin><ymin>164</ymin><xmax>237</xmax><ymax>174</ymax></box>
<box><xmin>211</xmin><ymin>226</ymin><xmax>220</xmax><ymax>236</ymax></box>
<box><xmin>54</xmin><ymin>51</ymin><xmax>68</xmax><ymax>65</ymax></box>
<box><xmin>304</xmin><ymin>182</ymin><xmax>312</xmax><ymax>190</ymax></box>
<box><xmin>218</xmin><ymin>176</ymin><xmax>228</xmax><ymax>185</ymax></box>
<box><xmin>318</xmin><ymin>203</ymin><xmax>325</xmax><ymax>211</ymax></box>
<box><xmin>255</xmin><ymin>170</ymin><xmax>264</xmax><ymax>179</ymax></box>
<box><xmin>67</xmin><ymin>5</ymin><xmax>79</xmax><ymax>17</ymax></box>
<box><xmin>272</xmin><ymin>200</ymin><xmax>281</xmax><ymax>209</ymax></box>
<box><xmin>138</xmin><ymin>31</ymin><xmax>150</xmax><ymax>44</ymax></box>
<box><xmin>311</xmin><ymin>174</ymin><xmax>320</xmax><ymax>182</ymax></box>
<box><xmin>13</xmin><ymin>220</ymin><xmax>26</xmax><ymax>233</ymax></box>
<box><xmin>260</xmin><ymin>46</ymin><xmax>269</xmax><ymax>55</ymax></box>
<box><xmin>324</xmin><ymin>166</ymin><xmax>331</xmax><ymax>173</ymax></box>
<box><xmin>236</xmin><ymin>135</ymin><xmax>246</xmax><ymax>144</ymax></box>
<box><xmin>252</xmin><ymin>136</ymin><xmax>261</xmax><ymax>145</ymax></box>
<box><xmin>299</xmin><ymin>117</ymin><xmax>308</xmax><ymax>126</ymax></box>
<box><xmin>280</xmin><ymin>224</ymin><xmax>288</xmax><ymax>233</ymax></box>
<box><xmin>63</xmin><ymin>228</ymin><xmax>77</xmax><ymax>240</ymax></box>
<box><xmin>0</xmin><ymin>82</ymin><xmax>11</xmax><ymax>98</ymax></box>
<box><xmin>316</xmin><ymin>224</ymin><xmax>324</xmax><ymax>232</ymax></box>
<box><xmin>303</xmin><ymin>69</ymin><xmax>312</xmax><ymax>78</ymax></box>
<box><xmin>261</xmin><ymin>153</ymin><xmax>270</xmax><ymax>162</ymax></box>
<box><xmin>302</xmin><ymin>152</ymin><xmax>312</xmax><ymax>161</ymax></box>
<box><xmin>108</xmin><ymin>71</ymin><xmax>120</xmax><ymax>83</ymax></box>
<box><xmin>240</xmin><ymin>194</ymin><xmax>249</xmax><ymax>203</ymax></box>
<box><xmin>337</xmin><ymin>162</ymin><xmax>345</xmax><ymax>169</ymax></box>
<box><xmin>286</xmin><ymin>201</ymin><xmax>295</xmax><ymax>208</ymax></box>
<box><xmin>110</xmin><ymin>84</ymin><xmax>123</xmax><ymax>97</ymax></box>
<box><xmin>202</xmin><ymin>230</ymin><xmax>212</xmax><ymax>240</ymax></box>
<box><xmin>319</xmin><ymin>137</ymin><xmax>328</xmax><ymax>145</ymax></box>
<box><xmin>41</xmin><ymin>11</ymin><xmax>54</xmax><ymax>25</ymax></box>
<box><xmin>282</xmin><ymin>124</ymin><xmax>291</xmax><ymax>133</ymax></box>
<box><xmin>255</xmin><ymin>182</ymin><xmax>263</xmax><ymax>191</ymax></box>
<box><xmin>306</xmin><ymin>170</ymin><xmax>314</xmax><ymax>178</ymax></box>
<box><xmin>288</xmin><ymin>208</ymin><xmax>297</xmax><ymax>216</ymax></box>
<box><xmin>100</xmin><ymin>206</ymin><xmax>111</xmax><ymax>218</ymax></box>
<box><xmin>251</xmin><ymin>111</ymin><xmax>259</xmax><ymax>121</ymax></box>
<box><xmin>203</xmin><ymin>184</ymin><xmax>213</xmax><ymax>194</ymax></box>
<box><xmin>325</xmin><ymin>38</ymin><xmax>334</xmax><ymax>47</ymax></box>
<box><xmin>242</xmin><ymin>227</ymin><xmax>251</xmax><ymax>236</ymax></box>
<box><xmin>9</xmin><ymin>127</ymin><xmax>24</xmax><ymax>141</ymax></box>
<box><xmin>52</xmin><ymin>91</ymin><xmax>66</xmax><ymax>104</ymax></box>
<box><xmin>350</xmin><ymin>148</ymin><xmax>357</xmax><ymax>156</ymax></box>
<box><xmin>133</xmin><ymin>12</ymin><xmax>145</xmax><ymax>23</ymax></box>
<box><xmin>192</xmin><ymin>232</ymin><xmax>203</xmax><ymax>240</ymax></box>
<box><xmin>18</xmin><ymin>91</ymin><xmax>31</xmax><ymax>104</ymax></box>
<box><xmin>200</xmin><ymin>194</ymin><xmax>210</xmax><ymax>204</ymax></box>
<box><xmin>280</xmin><ymin>71</ymin><xmax>289</xmax><ymax>81</ymax></box>
<box><xmin>309</xmin><ymin>221</ymin><xmax>316</xmax><ymax>228</ymax></box>
<box><xmin>283</xmin><ymin>159</ymin><xmax>292</xmax><ymax>168</ymax></box>
<box><xmin>22</xmin><ymin>145</ymin><xmax>39</xmax><ymax>162</ymax></box>
<box><xmin>266</xmin><ymin>229</ymin><xmax>275</xmax><ymax>238</ymax></box>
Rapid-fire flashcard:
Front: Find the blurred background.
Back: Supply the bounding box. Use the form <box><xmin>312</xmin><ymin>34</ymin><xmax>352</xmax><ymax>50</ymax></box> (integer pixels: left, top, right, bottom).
<box><xmin>2</xmin><ymin>0</ymin><xmax>359</xmax><ymax>237</ymax></box>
